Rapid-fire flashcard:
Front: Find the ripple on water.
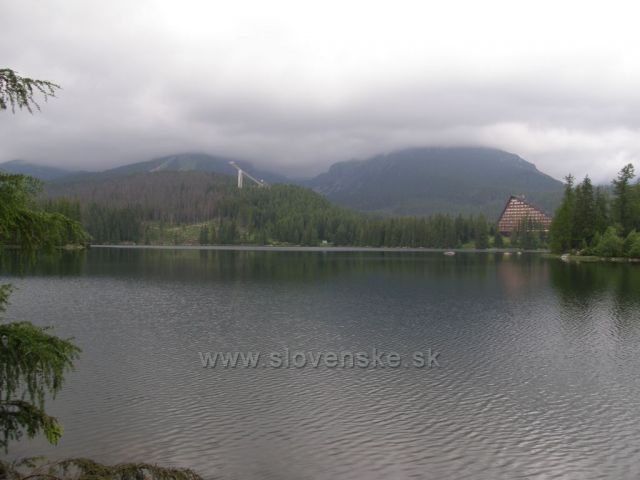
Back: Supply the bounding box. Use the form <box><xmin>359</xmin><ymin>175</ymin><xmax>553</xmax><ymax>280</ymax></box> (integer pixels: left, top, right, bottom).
<box><xmin>3</xmin><ymin>250</ymin><xmax>640</xmax><ymax>480</ymax></box>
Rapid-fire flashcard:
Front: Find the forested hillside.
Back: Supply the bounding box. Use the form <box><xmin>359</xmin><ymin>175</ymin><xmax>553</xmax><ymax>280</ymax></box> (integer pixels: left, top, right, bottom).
<box><xmin>306</xmin><ymin>147</ymin><xmax>563</xmax><ymax>218</ymax></box>
<box><xmin>14</xmin><ymin>147</ymin><xmax>564</xmax><ymax>218</ymax></box>
<box><xmin>42</xmin><ymin>171</ymin><xmax>503</xmax><ymax>248</ymax></box>
<box><xmin>45</xmin><ymin>171</ymin><xmax>234</xmax><ymax>224</ymax></box>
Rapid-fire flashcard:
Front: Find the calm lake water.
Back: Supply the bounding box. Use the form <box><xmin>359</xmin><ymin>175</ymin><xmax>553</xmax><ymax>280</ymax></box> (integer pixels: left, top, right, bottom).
<box><xmin>2</xmin><ymin>247</ymin><xmax>640</xmax><ymax>479</ymax></box>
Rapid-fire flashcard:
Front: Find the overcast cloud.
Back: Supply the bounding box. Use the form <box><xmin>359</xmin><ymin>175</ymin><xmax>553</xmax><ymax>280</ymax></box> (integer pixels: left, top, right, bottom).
<box><xmin>2</xmin><ymin>0</ymin><xmax>640</xmax><ymax>181</ymax></box>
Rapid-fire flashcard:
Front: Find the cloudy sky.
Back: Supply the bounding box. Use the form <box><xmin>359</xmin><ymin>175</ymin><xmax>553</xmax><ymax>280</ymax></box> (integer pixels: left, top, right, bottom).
<box><xmin>2</xmin><ymin>0</ymin><xmax>640</xmax><ymax>181</ymax></box>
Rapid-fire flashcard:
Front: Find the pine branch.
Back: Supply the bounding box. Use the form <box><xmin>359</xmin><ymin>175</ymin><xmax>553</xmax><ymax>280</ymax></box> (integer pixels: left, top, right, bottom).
<box><xmin>0</xmin><ymin>69</ymin><xmax>60</xmax><ymax>113</ymax></box>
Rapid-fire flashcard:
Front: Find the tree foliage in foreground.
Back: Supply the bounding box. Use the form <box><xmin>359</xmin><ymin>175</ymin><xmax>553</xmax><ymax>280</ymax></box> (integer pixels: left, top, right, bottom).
<box><xmin>0</xmin><ymin>69</ymin><xmax>60</xmax><ymax>113</ymax></box>
<box><xmin>1</xmin><ymin>70</ymin><xmax>201</xmax><ymax>480</ymax></box>
<box><xmin>0</xmin><ymin>173</ymin><xmax>89</xmax><ymax>248</ymax></box>
<box><xmin>0</xmin><ymin>294</ymin><xmax>80</xmax><ymax>450</ymax></box>
<box><xmin>549</xmin><ymin>163</ymin><xmax>640</xmax><ymax>257</ymax></box>
<box><xmin>0</xmin><ymin>172</ymin><xmax>85</xmax><ymax>452</ymax></box>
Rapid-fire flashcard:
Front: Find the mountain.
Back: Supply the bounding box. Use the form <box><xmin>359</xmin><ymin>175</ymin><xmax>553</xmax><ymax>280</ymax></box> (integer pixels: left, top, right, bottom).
<box><xmin>37</xmin><ymin>146</ymin><xmax>563</xmax><ymax>246</ymax></box>
<box><xmin>41</xmin><ymin>170</ymin><xmax>491</xmax><ymax>248</ymax></box>
<box><xmin>51</xmin><ymin>153</ymin><xmax>288</xmax><ymax>185</ymax></box>
<box><xmin>305</xmin><ymin>147</ymin><xmax>564</xmax><ymax>218</ymax></box>
<box><xmin>25</xmin><ymin>147</ymin><xmax>564</xmax><ymax>219</ymax></box>
<box><xmin>0</xmin><ymin>159</ymin><xmax>77</xmax><ymax>180</ymax></box>
<box><xmin>44</xmin><ymin>170</ymin><xmax>236</xmax><ymax>224</ymax></box>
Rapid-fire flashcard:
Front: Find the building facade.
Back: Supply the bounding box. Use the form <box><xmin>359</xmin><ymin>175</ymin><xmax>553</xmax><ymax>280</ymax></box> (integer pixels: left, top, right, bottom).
<box><xmin>497</xmin><ymin>195</ymin><xmax>552</xmax><ymax>235</ymax></box>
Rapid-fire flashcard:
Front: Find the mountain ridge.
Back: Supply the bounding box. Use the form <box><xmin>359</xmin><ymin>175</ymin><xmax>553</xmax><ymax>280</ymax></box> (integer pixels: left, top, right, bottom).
<box><xmin>304</xmin><ymin>147</ymin><xmax>563</xmax><ymax>218</ymax></box>
<box><xmin>12</xmin><ymin>147</ymin><xmax>563</xmax><ymax>218</ymax></box>
<box><xmin>45</xmin><ymin>153</ymin><xmax>289</xmax><ymax>186</ymax></box>
<box><xmin>0</xmin><ymin>159</ymin><xmax>78</xmax><ymax>181</ymax></box>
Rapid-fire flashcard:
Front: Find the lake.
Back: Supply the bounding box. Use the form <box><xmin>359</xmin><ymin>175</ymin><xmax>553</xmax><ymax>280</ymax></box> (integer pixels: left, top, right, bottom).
<box><xmin>2</xmin><ymin>247</ymin><xmax>640</xmax><ymax>479</ymax></box>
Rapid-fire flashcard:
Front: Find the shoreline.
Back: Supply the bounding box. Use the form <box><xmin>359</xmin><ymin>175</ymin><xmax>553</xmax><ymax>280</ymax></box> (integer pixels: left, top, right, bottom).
<box><xmin>548</xmin><ymin>253</ymin><xmax>640</xmax><ymax>263</ymax></box>
<box><xmin>90</xmin><ymin>244</ymin><xmax>547</xmax><ymax>254</ymax></box>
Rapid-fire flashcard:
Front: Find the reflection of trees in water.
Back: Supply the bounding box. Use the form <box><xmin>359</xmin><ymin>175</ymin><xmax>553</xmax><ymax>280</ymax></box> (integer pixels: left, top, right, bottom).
<box><xmin>549</xmin><ymin>259</ymin><xmax>640</xmax><ymax>336</ymax></box>
<box><xmin>128</xmin><ymin>249</ymin><xmax>506</xmax><ymax>283</ymax></box>
<box><xmin>2</xmin><ymin>248</ymin><xmax>511</xmax><ymax>284</ymax></box>
<box><xmin>495</xmin><ymin>253</ymin><xmax>551</xmax><ymax>296</ymax></box>
<box><xmin>5</xmin><ymin>249</ymin><xmax>637</xmax><ymax>302</ymax></box>
<box><xmin>0</xmin><ymin>249</ymin><xmax>87</xmax><ymax>276</ymax></box>
<box><xmin>5</xmin><ymin>248</ymin><xmax>638</xmax><ymax>340</ymax></box>
<box><xmin>550</xmin><ymin>260</ymin><xmax>640</xmax><ymax>304</ymax></box>
<box><xmin>6</xmin><ymin>248</ymin><xmax>637</xmax><ymax>310</ymax></box>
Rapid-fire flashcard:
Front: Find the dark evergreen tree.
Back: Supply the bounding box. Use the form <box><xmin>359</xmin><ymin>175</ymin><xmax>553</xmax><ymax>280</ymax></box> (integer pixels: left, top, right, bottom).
<box><xmin>549</xmin><ymin>165</ymin><xmax>640</xmax><ymax>257</ymax></box>
<box><xmin>612</xmin><ymin>164</ymin><xmax>635</xmax><ymax>235</ymax></box>
<box><xmin>573</xmin><ymin>176</ymin><xmax>596</xmax><ymax>247</ymax></box>
<box><xmin>474</xmin><ymin>214</ymin><xmax>490</xmax><ymax>249</ymax></box>
<box><xmin>0</xmin><ymin>68</ymin><xmax>59</xmax><ymax>112</ymax></box>
<box><xmin>593</xmin><ymin>187</ymin><xmax>609</xmax><ymax>234</ymax></box>
<box><xmin>549</xmin><ymin>175</ymin><xmax>576</xmax><ymax>253</ymax></box>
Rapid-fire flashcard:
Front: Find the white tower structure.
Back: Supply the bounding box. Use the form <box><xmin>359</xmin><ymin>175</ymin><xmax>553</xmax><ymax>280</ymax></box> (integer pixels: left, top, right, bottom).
<box><xmin>237</xmin><ymin>168</ymin><xmax>243</xmax><ymax>188</ymax></box>
<box><xmin>229</xmin><ymin>161</ymin><xmax>267</xmax><ymax>189</ymax></box>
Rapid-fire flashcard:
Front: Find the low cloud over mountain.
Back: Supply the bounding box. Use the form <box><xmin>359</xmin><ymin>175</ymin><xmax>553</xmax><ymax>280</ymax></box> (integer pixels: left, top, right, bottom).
<box><xmin>2</xmin><ymin>1</ymin><xmax>640</xmax><ymax>182</ymax></box>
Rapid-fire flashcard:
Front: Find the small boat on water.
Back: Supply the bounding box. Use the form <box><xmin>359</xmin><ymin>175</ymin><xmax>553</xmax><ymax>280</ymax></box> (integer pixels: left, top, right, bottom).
<box><xmin>444</xmin><ymin>251</ymin><xmax>456</xmax><ymax>256</ymax></box>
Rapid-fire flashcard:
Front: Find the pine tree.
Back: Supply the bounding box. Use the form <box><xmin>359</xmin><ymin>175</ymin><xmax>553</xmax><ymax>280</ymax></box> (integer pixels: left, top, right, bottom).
<box><xmin>0</xmin><ymin>68</ymin><xmax>59</xmax><ymax>112</ymax></box>
<box><xmin>612</xmin><ymin>164</ymin><xmax>635</xmax><ymax>235</ymax></box>
<box><xmin>573</xmin><ymin>176</ymin><xmax>596</xmax><ymax>247</ymax></box>
<box><xmin>549</xmin><ymin>175</ymin><xmax>576</xmax><ymax>253</ymax></box>
<box><xmin>474</xmin><ymin>214</ymin><xmax>489</xmax><ymax>249</ymax></box>
<box><xmin>593</xmin><ymin>187</ymin><xmax>609</xmax><ymax>234</ymax></box>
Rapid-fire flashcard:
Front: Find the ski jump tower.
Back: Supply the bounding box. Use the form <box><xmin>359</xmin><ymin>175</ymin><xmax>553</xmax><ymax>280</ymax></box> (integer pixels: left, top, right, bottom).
<box><xmin>228</xmin><ymin>161</ymin><xmax>267</xmax><ymax>189</ymax></box>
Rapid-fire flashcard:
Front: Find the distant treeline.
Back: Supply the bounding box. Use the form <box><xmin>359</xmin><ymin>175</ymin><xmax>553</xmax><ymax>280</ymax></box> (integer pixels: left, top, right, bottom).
<box><xmin>42</xmin><ymin>181</ymin><xmax>509</xmax><ymax>249</ymax></box>
<box><xmin>549</xmin><ymin>164</ymin><xmax>640</xmax><ymax>257</ymax></box>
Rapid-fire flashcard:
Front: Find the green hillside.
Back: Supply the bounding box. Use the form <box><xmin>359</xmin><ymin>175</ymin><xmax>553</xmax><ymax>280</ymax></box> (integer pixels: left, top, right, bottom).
<box><xmin>20</xmin><ymin>147</ymin><xmax>563</xmax><ymax>219</ymax></box>
<box><xmin>42</xmin><ymin>170</ymin><xmax>501</xmax><ymax>248</ymax></box>
<box><xmin>306</xmin><ymin>147</ymin><xmax>563</xmax><ymax>218</ymax></box>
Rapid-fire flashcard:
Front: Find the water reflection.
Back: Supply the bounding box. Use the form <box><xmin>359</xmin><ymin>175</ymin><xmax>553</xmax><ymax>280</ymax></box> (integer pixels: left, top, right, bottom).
<box><xmin>1</xmin><ymin>247</ymin><xmax>546</xmax><ymax>282</ymax></box>
<box><xmin>1</xmin><ymin>248</ymin><xmax>640</xmax><ymax>480</ymax></box>
<box><xmin>549</xmin><ymin>259</ymin><xmax>640</xmax><ymax>347</ymax></box>
<box><xmin>0</xmin><ymin>248</ymin><xmax>87</xmax><ymax>276</ymax></box>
